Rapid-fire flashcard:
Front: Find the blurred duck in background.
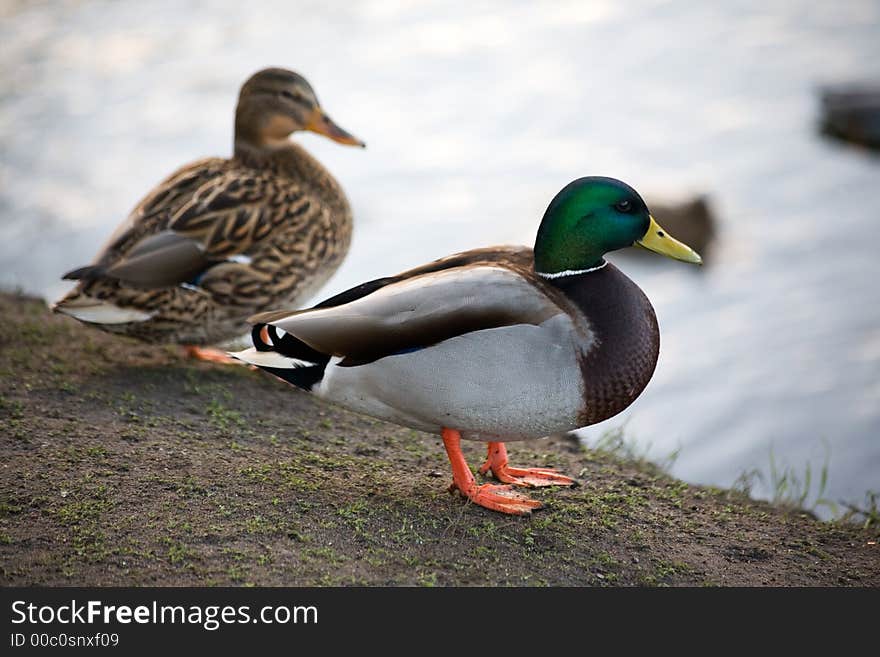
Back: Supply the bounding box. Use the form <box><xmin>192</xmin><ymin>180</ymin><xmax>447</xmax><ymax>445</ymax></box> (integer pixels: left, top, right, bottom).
<box><xmin>819</xmin><ymin>82</ymin><xmax>880</xmax><ymax>151</ymax></box>
<box><xmin>54</xmin><ymin>67</ymin><xmax>364</xmax><ymax>362</ymax></box>
<box><xmin>622</xmin><ymin>195</ymin><xmax>716</xmax><ymax>263</ymax></box>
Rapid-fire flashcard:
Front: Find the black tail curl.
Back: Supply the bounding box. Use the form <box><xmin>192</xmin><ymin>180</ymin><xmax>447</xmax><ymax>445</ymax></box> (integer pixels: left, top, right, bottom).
<box><xmin>251</xmin><ymin>323</ymin><xmax>329</xmax><ymax>365</ymax></box>
<box><xmin>250</xmin><ymin>322</ymin><xmax>329</xmax><ymax>392</ymax></box>
<box><xmin>252</xmin><ymin>323</ymin><xmax>274</xmax><ymax>351</ymax></box>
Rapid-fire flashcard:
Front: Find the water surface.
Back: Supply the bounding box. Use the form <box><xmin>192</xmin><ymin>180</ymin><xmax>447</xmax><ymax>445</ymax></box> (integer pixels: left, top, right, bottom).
<box><xmin>1</xmin><ymin>0</ymin><xmax>878</xmax><ymax>515</ymax></box>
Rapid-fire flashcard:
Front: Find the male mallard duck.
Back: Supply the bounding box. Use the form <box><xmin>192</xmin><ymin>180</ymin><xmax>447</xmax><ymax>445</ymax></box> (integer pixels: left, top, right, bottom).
<box><xmin>234</xmin><ymin>177</ymin><xmax>702</xmax><ymax>514</ymax></box>
<box><xmin>53</xmin><ymin>67</ymin><xmax>364</xmax><ymax>361</ymax></box>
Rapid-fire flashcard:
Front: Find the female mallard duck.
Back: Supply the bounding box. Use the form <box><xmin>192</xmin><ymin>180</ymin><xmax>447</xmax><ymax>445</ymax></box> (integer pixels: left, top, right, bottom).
<box><xmin>53</xmin><ymin>67</ymin><xmax>364</xmax><ymax>361</ymax></box>
<box><xmin>234</xmin><ymin>177</ymin><xmax>702</xmax><ymax>514</ymax></box>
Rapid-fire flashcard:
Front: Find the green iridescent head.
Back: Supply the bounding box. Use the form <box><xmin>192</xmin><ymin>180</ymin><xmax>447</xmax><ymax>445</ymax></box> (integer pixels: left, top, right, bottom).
<box><xmin>533</xmin><ymin>177</ymin><xmax>702</xmax><ymax>275</ymax></box>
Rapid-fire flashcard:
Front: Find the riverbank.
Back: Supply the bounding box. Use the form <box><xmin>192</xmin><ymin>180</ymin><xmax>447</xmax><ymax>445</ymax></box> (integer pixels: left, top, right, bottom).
<box><xmin>0</xmin><ymin>291</ymin><xmax>876</xmax><ymax>586</ymax></box>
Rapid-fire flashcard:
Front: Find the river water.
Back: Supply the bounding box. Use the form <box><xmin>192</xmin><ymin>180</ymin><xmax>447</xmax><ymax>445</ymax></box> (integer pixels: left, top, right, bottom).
<box><xmin>1</xmin><ymin>0</ymin><xmax>878</xmax><ymax>516</ymax></box>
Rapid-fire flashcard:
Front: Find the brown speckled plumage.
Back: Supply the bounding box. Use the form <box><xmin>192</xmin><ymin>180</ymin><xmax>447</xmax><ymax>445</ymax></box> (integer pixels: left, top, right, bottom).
<box><xmin>54</xmin><ymin>68</ymin><xmax>359</xmax><ymax>346</ymax></box>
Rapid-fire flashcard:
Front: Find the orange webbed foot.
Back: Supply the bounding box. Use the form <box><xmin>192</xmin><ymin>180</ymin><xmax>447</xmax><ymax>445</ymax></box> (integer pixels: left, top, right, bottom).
<box><xmin>455</xmin><ymin>482</ymin><xmax>543</xmax><ymax>515</ymax></box>
<box><xmin>441</xmin><ymin>428</ymin><xmax>544</xmax><ymax>515</ymax></box>
<box><xmin>184</xmin><ymin>346</ymin><xmax>241</xmax><ymax>365</ymax></box>
<box><xmin>478</xmin><ymin>441</ymin><xmax>576</xmax><ymax>488</ymax></box>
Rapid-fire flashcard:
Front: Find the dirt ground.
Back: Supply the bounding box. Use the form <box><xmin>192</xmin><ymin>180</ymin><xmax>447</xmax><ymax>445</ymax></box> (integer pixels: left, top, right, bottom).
<box><xmin>0</xmin><ymin>291</ymin><xmax>877</xmax><ymax>586</ymax></box>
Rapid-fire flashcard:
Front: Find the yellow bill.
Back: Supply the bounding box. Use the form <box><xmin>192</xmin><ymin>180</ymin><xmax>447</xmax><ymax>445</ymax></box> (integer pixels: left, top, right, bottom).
<box><xmin>636</xmin><ymin>215</ymin><xmax>703</xmax><ymax>264</ymax></box>
<box><xmin>305</xmin><ymin>107</ymin><xmax>365</xmax><ymax>147</ymax></box>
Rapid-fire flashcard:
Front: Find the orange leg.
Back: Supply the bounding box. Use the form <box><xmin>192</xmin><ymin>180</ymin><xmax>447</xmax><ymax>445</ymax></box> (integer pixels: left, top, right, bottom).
<box><xmin>441</xmin><ymin>428</ymin><xmax>543</xmax><ymax>515</ymax></box>
<box><xmin>478</xmin><ymin>441</ymin><xmax>576</xmax><ymax>488</ymax></box>
<box><xmin>184</xmin><ymin>345</ymin><xmax>239</xmax><ymax>364</ymax></box>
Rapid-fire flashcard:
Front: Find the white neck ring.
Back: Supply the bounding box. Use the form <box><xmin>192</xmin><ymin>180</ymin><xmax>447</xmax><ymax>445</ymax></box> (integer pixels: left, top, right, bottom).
<box><xmin>536</xmin><ymin>260</ymin><xmax>608</xmax><ymax>279</ymax></box>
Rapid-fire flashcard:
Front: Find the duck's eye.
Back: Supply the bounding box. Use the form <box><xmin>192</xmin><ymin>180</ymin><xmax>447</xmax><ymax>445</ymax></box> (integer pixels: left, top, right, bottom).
<box><xmin>614</xmin><ymin>200</ymin><xmax>633</xmax><ymax>213</ymax></box>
